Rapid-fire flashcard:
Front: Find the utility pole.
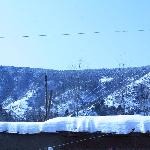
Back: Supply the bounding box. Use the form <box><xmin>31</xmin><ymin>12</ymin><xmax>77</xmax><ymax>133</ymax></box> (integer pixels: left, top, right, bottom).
<box><xmin>44</xmin><ymin>73</ymin><xmax>53</xmax><ymax>120</ymax></box>
<box><xmin>48</xmin><ymin>90</ymin><xmax>53</xmax><ymax>118</ymax></box>
<box><xmin>45</xmin><ymin>74</ymin><xmax>48</xmax><ymax>121</ymax></box>
<box><xmin>76</xmin><ymin>76</ymin><xmax>79</xmax><ymax>117</ymax></box>
<box><xmin>76</xmin><ymin>59</ymin><xmax>82</xmax><ymax>117</ymax></box>
<box><xmin>119</xmin><ymin>63</ymin><xmax>125</xmax><ymax>115</ymax></box>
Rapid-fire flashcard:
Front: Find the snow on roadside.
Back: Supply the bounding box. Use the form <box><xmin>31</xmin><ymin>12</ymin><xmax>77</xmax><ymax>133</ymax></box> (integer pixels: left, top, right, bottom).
<box><xmin>0</xmin><ymin>115</ymin><xmax>150</xmax><ymax>134</ymax></box>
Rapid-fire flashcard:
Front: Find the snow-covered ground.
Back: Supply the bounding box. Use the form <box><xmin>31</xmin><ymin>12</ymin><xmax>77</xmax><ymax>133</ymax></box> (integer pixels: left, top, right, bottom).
<box><xmin>0</xmin><ymin>115</ymin><xmax>150</xmax><ymax>134</ymax></box>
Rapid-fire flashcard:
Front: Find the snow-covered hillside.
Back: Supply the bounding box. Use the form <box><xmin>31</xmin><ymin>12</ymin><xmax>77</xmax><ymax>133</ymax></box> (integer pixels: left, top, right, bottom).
<box><xmin>104</xmin><ymin>72</ymin><xmax>150</xmax><ymax>114</ymax></box>
<box><xmin>0</xmin><ymin>65</ymin><xmax>150</xmax><ymax>121</ymax></box>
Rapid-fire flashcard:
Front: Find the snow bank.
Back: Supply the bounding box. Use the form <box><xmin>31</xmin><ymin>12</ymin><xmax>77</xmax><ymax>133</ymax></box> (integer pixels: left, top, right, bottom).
<box><xmin>0</xmin><ymin>115</ymin><xmax>150</xmax><ymax>134</ymax></box>
<box><xmin>0</xmin><ymin>122</ymin><xmax>42</xmax><ymax>134</ymax></box>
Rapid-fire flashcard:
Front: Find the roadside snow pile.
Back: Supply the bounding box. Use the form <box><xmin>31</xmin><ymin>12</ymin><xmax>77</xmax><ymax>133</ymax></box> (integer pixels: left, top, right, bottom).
<box><xmin>0</xmin><ymin>122</ymin><xmax>42</xmax><ymax>134</ymax></box>
<box><xmin>0</xmin><ymin>115</ymin><xmax>150</xmax><ymax>134</ymax></box>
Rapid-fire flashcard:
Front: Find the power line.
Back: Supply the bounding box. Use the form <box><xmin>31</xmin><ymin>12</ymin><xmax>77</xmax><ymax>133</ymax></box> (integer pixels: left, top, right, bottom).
<box><xmin>137</xmin><ymin>29</ymin><xmax>144</xmax><ymax>32</ymax></box>
<box><xmin>0</xmin><ymin>28</ymin><xmax>148</xmax><ymax>39</ymax></box>
<box><xmin>78</xmin><ymin>32</ymin><xmax>85</xmax><ymax>34</ymax></box>
<box><xmin>62</xmin><ymin>33</ymin><xmax>70</xmax><ymax>35</ymax></box>
<box><xmin>22</xmin><ymin>35</ymin><xmax>29</xmax><ymax>38</ymax></box>
<box><xmin>39</xmin><ymin>34</ymin><xmax>47</xmax><ymax>37</ymax></box>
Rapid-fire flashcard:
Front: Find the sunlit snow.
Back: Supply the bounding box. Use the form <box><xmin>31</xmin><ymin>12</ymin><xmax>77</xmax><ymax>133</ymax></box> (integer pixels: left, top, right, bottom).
<box><xmin>3</xmin><ymin>90</ymin><xmax>35</xmax><ymax>119</ymax></box>
<box><xmin>100</xmin><ymin>77</ymin><xmax>113</xmax><ymax>83</ymax></box>
<box><xmin>0</xmin><ymin>115</ymin><xmax>150</xmax><ymax>134</ymax></box>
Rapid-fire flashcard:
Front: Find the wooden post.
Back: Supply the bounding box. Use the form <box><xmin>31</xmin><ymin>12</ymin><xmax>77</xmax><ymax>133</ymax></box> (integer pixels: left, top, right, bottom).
<box><xmin>76</xmin><ymin>76</ymin><xmax>79</xmax><ymax>116</ymax></box>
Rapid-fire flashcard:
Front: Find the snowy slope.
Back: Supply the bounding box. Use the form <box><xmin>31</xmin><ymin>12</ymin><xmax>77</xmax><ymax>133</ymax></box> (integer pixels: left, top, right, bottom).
<box><xmin>52</xmin><ymin>89</ymin><xmax>97</xmax><ymax>116</ymax></box>
<box><xmin>3</xmin><ymin>90</ymin><xmax>35</xmax><ymax>119</ymax></box>
<box><xmin>1</xmin><ymin>65</ymin><xmax>150</xmax><ymax>121</ymax></box>
<box><xmin>1</xmin><ymin>115</ymin><xmax>150</xmax><ymax>134</ymax></box>
<box><xmin>104</xmin><ymin>72</ymin><xmax>150</xmax><ymax>110</ymax></box>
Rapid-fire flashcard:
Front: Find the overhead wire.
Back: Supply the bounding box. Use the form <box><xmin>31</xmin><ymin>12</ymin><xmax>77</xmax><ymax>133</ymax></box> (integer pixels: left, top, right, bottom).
<box><xmin>39</xmin><ymin>34</ymin><xmax>47</xmax><ymax>37</ymax></box>
<box><xmin>22</xmin><ymin>35</ymin><xmax>29</xmax><ymax>38</ymax></box>
<box><xmin>0</xmin><ymin>29</ymin><xmax>148</xmax><ymax>39</ymax></box>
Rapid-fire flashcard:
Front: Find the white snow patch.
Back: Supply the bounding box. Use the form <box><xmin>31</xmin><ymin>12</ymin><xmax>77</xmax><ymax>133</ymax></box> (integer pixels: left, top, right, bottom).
<box><xmin>100</xmin><ymin>77</ymin><xmax>113</xmax><ymax>83</ymax></box>
<box><xmin>104</xmin><ymin>92</ymin><xmax>120</xmax><ymax>107</ymax></box>
<box><xmin>4</xmin><ymin>90</ymin><xmax>35</xmax><ymax>119</ymax></box>
<box><xmin>134</xmin><ymin>72</ymin><xmax>150</xmax><ymax>85</ymax></box>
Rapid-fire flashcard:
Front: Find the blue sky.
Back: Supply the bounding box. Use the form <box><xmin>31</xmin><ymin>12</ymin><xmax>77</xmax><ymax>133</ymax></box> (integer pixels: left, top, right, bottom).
<box><xmin>0</xmin><ymin>0</ymin><xmax>150</xmax><ymax>70</ymax></box>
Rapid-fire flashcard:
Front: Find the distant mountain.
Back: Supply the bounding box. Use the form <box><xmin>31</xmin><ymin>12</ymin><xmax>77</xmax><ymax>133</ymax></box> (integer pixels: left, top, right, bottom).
<box><xmin>0</xmin><ymin>65</ymin><xmax>150</xmax><ymax>121</ymax></box>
